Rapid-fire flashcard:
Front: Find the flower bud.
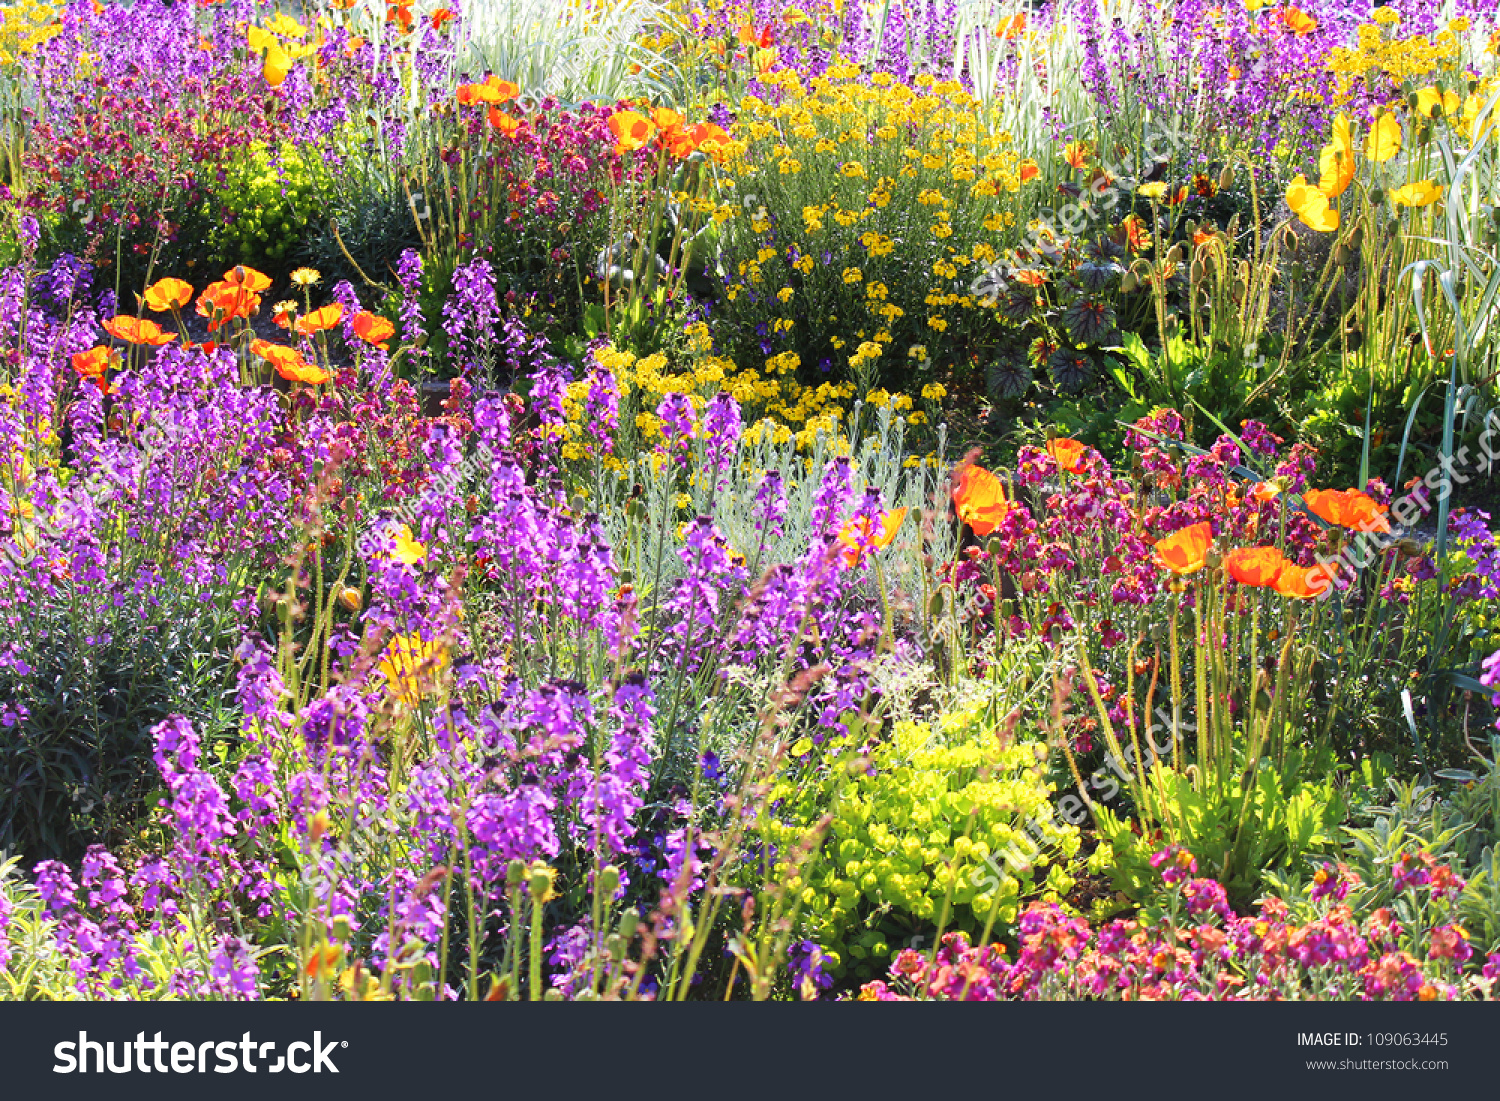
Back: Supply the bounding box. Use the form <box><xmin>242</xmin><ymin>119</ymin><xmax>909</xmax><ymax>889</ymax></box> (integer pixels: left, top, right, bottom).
<box><xmin>1218</xmin><ymin>163</ymin><xmax>1234</xmax><ymax>192</ymax></box>
<box><xmin>338</xmin><ymin>586</ymin><xmax>362</xmax><ymax>612</ymax></box>
<box><xmin>598</xmin><ymin>865</ymin><xmax>621</xmax><ymax>898</ymax></box>
<box><xmin>506</xmin><ymin>859</ymin><xmax>527</xmax><ymax>888</ymax></box>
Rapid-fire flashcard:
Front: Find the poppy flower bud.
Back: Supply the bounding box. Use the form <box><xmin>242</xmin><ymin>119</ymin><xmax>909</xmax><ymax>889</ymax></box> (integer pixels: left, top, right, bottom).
<box><xmin>1218</xmin><ymin>164</ymin><xmax>1234</xmax><ymax>192</ymax></box>
<box><xmin>1121</xmin><ymin>272</ymin><xmax>1138</xmax><ymax>293</ymax></box>
<box><xmin>1368</xmin><ymin>186</ymin><xmax>1385</xmax><ymax>207</ymax></box>
<box><xmin>618</xmin><ymin>909</ymin><xmax>640</xmax><ymax>942</ymax></box>
<box><xmin>332</xmin><ymin>916</ymin><xmax>352</xmax><ymax>943</ymax></box>
<box><xmin>928</xmin><ymin>590</ymin><xmax>946</xmax><ymax>617</ymax></box>
<box><xmin>338</xmin><ymin>586</ymin><xmax>362</xmax><ymax>612</ymax></box>
<box><xmin>598</xmin><ymin>865</ymin><xmax>621</xmax><ymax>898</ymax></box>
<box><xmin>506</xmin><ymin>859</ymin><xmax>528</xmax><ymax>888</ymax></box>
<box><xmin>986</xmin><ymin>537</ymin><xmax>1003</xmax><ymax>557</ymax></box>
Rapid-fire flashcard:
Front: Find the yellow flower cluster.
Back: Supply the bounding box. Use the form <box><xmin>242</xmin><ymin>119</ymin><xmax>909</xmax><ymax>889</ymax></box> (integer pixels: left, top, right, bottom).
<box><xmin>1326</xmin><ymin>18</ymin><xmax>1473</xmax><ymax>106</ymax></box>
<box><xmin>0</xmin><ymin>0</ymin><xmax>59</xmax><ymax>66</ymax></box>
<box><xmin>560</xmin><ymin>339</ymin><xmax>938</xmax><ymax>461</ymax></box>
<box><xmin>710</xmin><ymin>62</ymin><xmax>1027</xmax><ymax>382</ymax></box>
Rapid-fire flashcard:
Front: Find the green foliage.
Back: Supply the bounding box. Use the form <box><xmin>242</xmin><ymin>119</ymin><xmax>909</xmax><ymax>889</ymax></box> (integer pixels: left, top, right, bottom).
<box><xmin>0</xmin><ymin>587</ymin><xmax>240</xmax><ymax>867</ymax></box>
<box><xmin>1098</xmin><ymin>749</ymin><xmax>1347</xmax><ymax>910</ymax></box>
<box><xmin>207</xmin><ymin>142</ymin><xmax>330</xmax><ymax>277</ymax></box>
<box><xmin>758</xmin><ymin>703</ymin><xmax>1080</xmax><ymax>980</ymax></box>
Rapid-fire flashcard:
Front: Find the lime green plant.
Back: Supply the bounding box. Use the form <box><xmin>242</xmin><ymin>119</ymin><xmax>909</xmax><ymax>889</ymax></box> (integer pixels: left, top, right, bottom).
<box><xmin>758</xmin><ymin>701</ymin><xmax>1080</xmax><ymax>980</ymax></box>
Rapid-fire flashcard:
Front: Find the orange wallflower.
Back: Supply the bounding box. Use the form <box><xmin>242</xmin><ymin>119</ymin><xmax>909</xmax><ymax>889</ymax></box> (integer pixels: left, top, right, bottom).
<box><xmin>1303</xmin><ymin>488</ymin><xmax>1391</xmax><ymax>535</ymax></box>
<box><xmin>102</xmin><ymin>315</ymin><xmax>175</xmax><ymax>346</ymax></box>
<box><xmin>952</xmin><ymin>464</ymin><xmax>1010</xmax><ymax>536</ymax></box>
<box><xmin>1121</xmin><ymin>214</ymin><xmax>1151</xmax><ymax>252</ymax></box>
<box><xmin>608</xmin><ymin>110</ymin><xmax>655</xmax><ymax>153</ymax></box>
<box><xmin>837</xmin><ymin>507</ymin><xmax>907</xmax><ymax>569</ymax></box>
<box><xmin>352</xmin><ymin>311</ymin><xmax>395</xmax><ymax>350</ymax></box>
<box><xmin>294</xmin><ymin>303</ymin><xmax>344</xmax><ymax>336</ymax></box>
<box><xmin>142</xmin><ymin>277</ymin><xmax>194</xmax><ymax>312</ymax></box>
<box><xmin>1153</xmin><ymin>522</ymin><xmax>1212</xmax><ymax>575</ymax></box>
<box><xmin>1224</xmin><ymin>547</ymin><xmax>1289</xmax><ymax>588</ymax></box>
<box><xmin>1046</xmin><ymin>437</ymin><xmax>1086</xmax><ymax>474</ymax></box>
<box><xmin>251</xmin><ymin>339</ymin><xmax>330</xmax><ymax>384</ymax></box>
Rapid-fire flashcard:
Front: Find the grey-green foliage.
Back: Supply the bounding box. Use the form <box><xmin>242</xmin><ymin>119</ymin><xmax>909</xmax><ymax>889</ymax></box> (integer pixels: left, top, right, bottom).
<box><xmin>0</xmin><ymin>586</ymin><xmax>242</xmax><ymax>868</ymax></box>
<box><xmin>456</xmin><ymin>0</ymin><xmax>677</xmax><ymax>106</ymax></box>
<box><xmin>599</xmin><ymin>404</ymin><xmax>953</xmax><ymax>605</ymax></box>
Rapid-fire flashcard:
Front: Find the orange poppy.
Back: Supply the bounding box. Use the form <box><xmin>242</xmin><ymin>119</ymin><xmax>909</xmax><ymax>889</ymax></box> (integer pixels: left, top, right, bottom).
<box><xmin>1303</xmin><ymin>488</ymin><xmax>1391</xmax><ymax>535</ymax></box>
<box><xmin>952</xmin><ymin>464</ymin><xmax>1010</xmax><ymax>536</ymax></box>
<box><xmin>71</xmin><ymin>345</ymin><xmax>118</xmax><ymax>386</ymax></box>
<box><xmin>222</xmin><ymin>265</ymin><xmax>272</xmax><ymax>292</ymax></box>
<box><xmin>1279</xmin><ymin>6</ymin><xmax>1316</xmax><ymax>36</ymax></box>
<box><xmin>251</xmin><ymin>338</ymin><xmax>330</xmax><ymax>385</ymax></box>
<box><xmin>488</xmin><ymin>108</ymin><xmax>522</xmax><ymax>137</ymax></box>
<box><xmin>102</xmin><ymin>315</ymin><xmax>175</xmax><ymax>346</ymax></box>
<box><xmin>1063</xmin><ymin>141</ymin><xmax>1091</xmax><ymax>170</ymax></box>
<box><xmin>837</xmin><ymin>507</ymin><xmax>908</xmax><ymax>569</ymax></box>
<box><xmin>1153</xmin><ymin>522</ymin><xmax>1212</xmax><ymax>575</ymax></box>
<box><xmin>609</xmin><ymin>110</ymin><xmax>656</xmax><ymax>153</ymax></box>
<box><xmin>430</xmin><ymin>8</ymin><xmax>454</xmax><ymax>30</ymax></box>
<box><xmin>196</xmin><ymin>281</ymin><xmax>261</xmax><ymax>332</ymax></box>
<box><xmin>996</xmin><ymin>12</ymin><xmax>1027</xmax><ymax>38</ymax></box>
<box><xmin>689</xmin><ymin>122</ymin><xmax>732</xmax><ymax>163</ymax></box>
<box><xmin>1223</xmin><ymin>546</ymin><xmax>1288</xmax><ymax>588</ymax></box>
<box><xmin>1019</xmin><ymin>158</ymin><xmax>1039</xmax><ymax>183</ymax></box>
<box><xmin>1046</xmin><ymin>437</ymin><xmax>1086</xmax><ymax>474</ymax></box>
<box><xmin>386</xmin><ymin>3</ymin><xmax>412</xmax><ymax>32</ymax></box>
<box><xmin>352</xmin><ymin>311</ymin><xmax>395</xmax><ymax>350</ymax></box>
<box><xmin>142</xmin><ymin>277</ymin><xmax>194</xmax><ymax>312</ymax></box>
<box><xmin>736</xmin><ymin>19</ymin><xmax>774</xmax><ymax>47</ymax></box>
<box><xmin>294</xmin><ymin>303</ymin><xmax>344</xmax><ymax>336</ymax></box>
<box><xmin>1272</xmin><ymin>562</ymin><xmax>1334</xmax><ymax>600</ymax></box>
<box><xmin>1249</xmin><ymin>481</ymin><xmax>1281</xmax><ymax>504</ymax></box>
<box><xmin>1165</xmin><ymin>184</ymin><xmax>1189</xmax><ymax>206</ymax></box>
<box><xmin>457</xmin><ymin>74</ymin><xmax>520</xmax><ymax>106</ymax></box>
